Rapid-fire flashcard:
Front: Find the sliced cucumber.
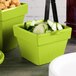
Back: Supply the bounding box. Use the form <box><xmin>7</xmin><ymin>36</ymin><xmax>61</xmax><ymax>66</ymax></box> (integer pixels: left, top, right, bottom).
<box><xmin>25</xmin><ymin>20</ymin><xmax>64</xmax><ymax>34</ymax></box>
<box><xmin>52</xmin><ymin>23</ymin><xmax>57</xmax><ymax>31</ymax></box>
<box><xmin>57</xmin><ymin>23</ymin><xmax>63</xmax><ymax>30</ymax></box>
<box><xmin>31</xmin><ymin>20</ymin><xmax>36</xmax><ymax>26</ymax></box>
<box><xmin>47</xmin><ymin>20</ymin><xmax>54</xmax><ymax>27</ymax></box>
<box><xmin>47</xmin><ymin>20</ymin><xmax>57</xmax><ymax>31</ymax></box>
<box><xmin>25</xmin><ymin>20</ymin><xmax>36</xmax><ymax>29</ymax></box>
<box><xmin>24</xmin><ymin>21</ymin><xmax>32</xmax><ymax>29</ymax></box>
<box><xmin>41</xmin><ymin>22</ymin><xmax>48</xmax><ymax>31</ymax></box>
<box><xmin>35</xmin><ymin>20</ymin><xmax>43</xmax><ymax>24</ymax></box>
<box><xmin>33</xmin><ymin>24</ymin><xmax>45</xmax><ymax>34</ymax></box>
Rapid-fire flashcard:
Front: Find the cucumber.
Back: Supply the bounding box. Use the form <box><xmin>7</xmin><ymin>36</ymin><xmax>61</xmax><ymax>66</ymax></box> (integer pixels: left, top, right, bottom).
<box><xmin>42</xmin><ymin>22</ymin><xmax>48</xmax><ymax>31</ymax></box>
<box><xmin>51</xmin><ymin>23</ymin><xmax>57</xmax><ymax>31</ymax></box>
<box><xmin>24</xmin><ymin>21</ymin><xmax>32</xmax><ymax>29</ymax></box>
<box><xmin>31</xmin><ymin>20</ymin><xmax>36</xmax><ymax>26</ymax></box>
<box><xmin>25</xmin><ymin>20</ymin><xmax>64</xmax><ymax>34</ymax></box>
<box><xmin>47</xmin><ymin>20</ymin><xmax>57</xmax><ymax>31</ymax></box>
<box><xmin>47</xmin><ymin>20</ymin><xmax>54</xmax><ymax>27</ymax></box>
<box><xmin>33</xmin><ymin>24</ymin><xmax>45</xmax><ymax>34</ymax></box>
<box><xmin>35</xmin><ymin>20</ymin><xmax>43</xmax><ymax>24</ymax></box>
<box><xmin>57</xmin><ymin>23</ymin><xmax>63</xmax><ymax>30</ymax></box>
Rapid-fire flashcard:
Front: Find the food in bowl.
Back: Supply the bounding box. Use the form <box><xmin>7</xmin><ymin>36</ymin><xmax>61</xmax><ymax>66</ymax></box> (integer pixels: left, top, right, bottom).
<box><xmin>0</xmin><ymin>0</ymin><xmax>20</xmax><ymax>10</ymax></box>
<box><xmin>24</xmin><ymin>20</ymin><xmax>66</xmax><ymax>35</ymax></box>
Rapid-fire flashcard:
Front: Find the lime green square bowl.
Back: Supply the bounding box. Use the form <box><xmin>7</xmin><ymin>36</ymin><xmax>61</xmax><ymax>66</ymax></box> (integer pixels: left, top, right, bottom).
<box><xmin>0</xmin><ymin>3</ymin><xmax>28</xmax><ymax>52</ymax></box>
<box><xmin>13</xmin><ymin>23</ymin><xmax>72</xmax><ymax>65</ymax></box>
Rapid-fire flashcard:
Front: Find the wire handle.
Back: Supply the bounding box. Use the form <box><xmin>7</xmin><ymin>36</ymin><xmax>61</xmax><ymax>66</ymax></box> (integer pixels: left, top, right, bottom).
<box><xmin>44</xmin><ymin>0</ymin><xmax>58</xmax><ymax>22</ymax></box>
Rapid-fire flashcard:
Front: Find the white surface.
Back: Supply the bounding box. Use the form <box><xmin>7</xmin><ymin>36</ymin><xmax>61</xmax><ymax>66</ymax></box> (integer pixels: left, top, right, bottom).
<box><xmin>20</xmin><ymin>0</ymin><xmax>66</xmax><ymax>24</ymax></box>
<box><xmin>49</xmin><ymin>53</ymin><xmax>76</xmax><ymax>76</ymax></box>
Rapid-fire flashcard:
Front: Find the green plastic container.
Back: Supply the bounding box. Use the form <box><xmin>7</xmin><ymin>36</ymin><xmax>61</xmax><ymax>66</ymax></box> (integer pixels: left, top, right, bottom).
<box><xmin>0</xmin><ymin>3</ymin><xmax>28</xmax><ymax>52</ymax></box>
<box><xmin>13</xmin><ymin>23</ymin><xmax>72</xmax><ymax>65</ymax></box>
<box><xmin>0</xmin><ymin>51</ymin><xmax>4</xmax><ymax>64</ymax></box>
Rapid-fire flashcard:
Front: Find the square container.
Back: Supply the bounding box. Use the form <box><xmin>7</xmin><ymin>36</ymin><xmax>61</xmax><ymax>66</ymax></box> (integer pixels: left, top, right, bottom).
<box><xmin>0</xmin><ymin>3</ymin><xmax>28</xmax><ymax>52</ymax></box>
<box><xmin>13</xmin><ymin>23</ymin><xmax>72</xmax><ymax>65</ymax></box>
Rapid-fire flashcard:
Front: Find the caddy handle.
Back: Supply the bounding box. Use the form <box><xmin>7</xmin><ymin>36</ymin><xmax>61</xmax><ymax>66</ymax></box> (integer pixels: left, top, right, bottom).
<box><xmin>44</xmin><ymin>0</ymin><xmax>58</xmax><ymax>22</ymax></box>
